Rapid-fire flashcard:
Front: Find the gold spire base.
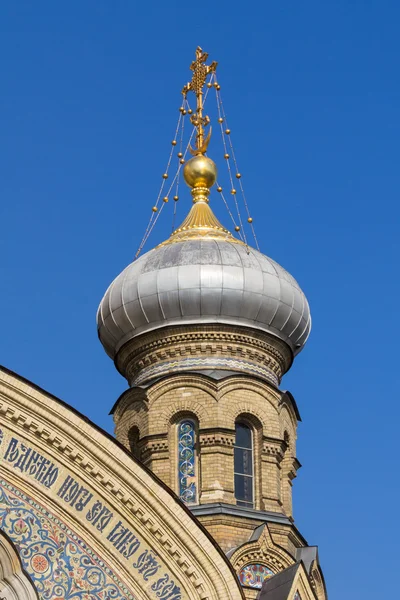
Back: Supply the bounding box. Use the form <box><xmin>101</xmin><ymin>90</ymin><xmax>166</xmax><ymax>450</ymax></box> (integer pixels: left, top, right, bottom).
<box><xmin>158</xmin><ymin>197</ymin><xmax>243</xmax><ymax>246</ymax></box>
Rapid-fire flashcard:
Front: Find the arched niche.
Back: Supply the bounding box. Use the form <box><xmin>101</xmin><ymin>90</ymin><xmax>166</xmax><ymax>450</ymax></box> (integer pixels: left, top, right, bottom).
<box><xmin>0</xmin><ymin>529</ymin><xmax>38</xmax><ymax>600</ymax></box>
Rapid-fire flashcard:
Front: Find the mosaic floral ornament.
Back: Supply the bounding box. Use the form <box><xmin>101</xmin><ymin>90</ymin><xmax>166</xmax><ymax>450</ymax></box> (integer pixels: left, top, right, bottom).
<box><xmin>238</xmin><ymin>563</ymin><xmax>274</xmax><ymax>588</ymax></box>
<box><xmin>178</xmin><ymin>420</ymin><xmax>197</xmax><ymax>503</ymax></box>
<box><xmin>0</xmin><ymin>480</ymin><xmax>134</xmax><ymax>600</ymax></box>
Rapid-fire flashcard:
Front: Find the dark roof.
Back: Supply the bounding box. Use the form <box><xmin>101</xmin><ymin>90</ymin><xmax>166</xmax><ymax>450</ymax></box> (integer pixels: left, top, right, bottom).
<box><xmin>257</xmin><ymin>562</ymin><xmax>301</xmax><ymax>600</ymax></box>
<box><xmin>280</xmin><ymin>390</ymin><xmax>302</xmax><ymax>422</ymax></box>
<box><xmin>296</xmin><ymin>546</ymin><xmax>318</xmax><ymax>573</ymax></box>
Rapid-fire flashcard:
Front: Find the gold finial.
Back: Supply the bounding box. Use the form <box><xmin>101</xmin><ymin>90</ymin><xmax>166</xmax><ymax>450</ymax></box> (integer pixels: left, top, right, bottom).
<box><xmin>153</xmin><ymin>47</ymin><xmax>244</xmax><ymax>249</ymax></box>
<box><xmin>182</xmin><ymin>47</ymin><xmax>217</xmax><ymax>155</ymax></box>
<box><xmin>183</xmin><ymin>154</ymin><xmax>217</xmax><ymax>195</ymax></box>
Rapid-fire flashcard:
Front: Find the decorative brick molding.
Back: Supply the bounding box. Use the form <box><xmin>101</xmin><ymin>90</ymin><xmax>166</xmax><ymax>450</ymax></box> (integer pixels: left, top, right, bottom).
<box><xmin>229</xmin><ymin>524</ymin><xmax>295</xmax><ymax>576</ymax></box>
<box><xmin>229</xmin><ymin>524</ymin><xmax>295</xmax><ymax>574</ymax></box>
<box><xmin>262</xmin><ymin>438</ymin><xmax>287</xmax><ymax>459</ymax></box>
<box><xmin>200</xmin><ymin>429</ymin><xmax>235</xmax><ymax>448</ymax></box>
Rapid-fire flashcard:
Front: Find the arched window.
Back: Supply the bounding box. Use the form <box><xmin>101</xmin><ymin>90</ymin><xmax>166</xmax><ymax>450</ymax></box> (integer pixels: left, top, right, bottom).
<box><xmin>284</xmin><ymin>430</ymin><xmax>290</xmax><ymax>448</ymax></box>
<box><xmin>238</xmin><ymin>564</ymin><xmax>274</xmax><ymax>589</ymax></box>
<box><xmin>128</xmin><ymin>426</ymin><xmax>141</xmax><ymax>460</ymax></box>
<box><xmin>234</xmin><ymin>422</ymin><xmax>254</xmax><ymax>508</ymax></box>
<box><xmin>177</xmin><ymin>420</ymin><xmax>197</xmax><ymax>504</ymax></box>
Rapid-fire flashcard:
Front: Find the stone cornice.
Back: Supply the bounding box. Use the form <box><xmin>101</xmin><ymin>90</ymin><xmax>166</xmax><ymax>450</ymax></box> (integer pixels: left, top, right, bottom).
<box><xmin>112</xmin><ymin>371</ymin><xmax>284</xmax><ymax>425</ymax></box>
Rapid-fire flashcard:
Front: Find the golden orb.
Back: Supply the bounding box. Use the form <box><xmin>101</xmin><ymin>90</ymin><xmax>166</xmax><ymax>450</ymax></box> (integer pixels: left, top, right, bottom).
<box><xmin>163</xmin><ymin>196</ymin><xmax>168</xmax><ymax>203</ymax></box>
<box><xmin>172</xmin><ymin>140</ymin><xmax>177</xmax><ymax>146</ymax></box>
<box><xmin>218</xmin><ymin>117</ymin><xmax>223</xmax><ymax>123</ymax></box>
<box><xmin>177</xmin><ymin>152</ymin><xmax>183</xmax><ymax>158</ymax></box>
<box><xmin>247</xmin><ymin>217</ymin><xmax>253</xmax><ymax>223</ymax></box>
<box><xmin>152</xmin><ymin>206</ymin><xmax>158</xmax><ymax>212</ymax></box>
<box><xmin>183</xmin><ymin>155</ymin><xmax>217</xmax><ymax>189</ymax></box>
<box><xmin>217</xmin><ymin>186</ymin><xmax>222</xmax><ymax>192</ymax></box>
<box><xmin>235</xmin><ymin>226</ymin><xmax>240</xmax><ymax>232</ymax></box>
<box><xmin>173</xmin><ymin>195</ymin><xmax>179</xmax><ymax>201</ymax></box>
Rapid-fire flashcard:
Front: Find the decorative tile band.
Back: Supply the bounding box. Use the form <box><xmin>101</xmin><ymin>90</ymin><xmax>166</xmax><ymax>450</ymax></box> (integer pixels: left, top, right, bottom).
<box><xmin>133</xmin><ymin>357</ymin><xmax>279</xmax><ymax>386</ymax></box>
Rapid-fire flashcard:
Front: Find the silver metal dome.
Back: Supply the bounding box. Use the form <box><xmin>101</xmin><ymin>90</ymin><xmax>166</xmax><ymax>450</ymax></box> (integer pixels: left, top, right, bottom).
<box><xmin>97</xmin><ymin>239</ymin><xmax>311</xmax><ymax>359</ymax></box>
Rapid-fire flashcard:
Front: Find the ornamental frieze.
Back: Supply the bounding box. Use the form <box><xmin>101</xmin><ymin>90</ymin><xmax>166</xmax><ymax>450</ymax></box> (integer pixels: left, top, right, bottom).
<box><xmin>116</xmin><ymin>326</ymin><xmax>292</xmax><ymax>388</ymax></box>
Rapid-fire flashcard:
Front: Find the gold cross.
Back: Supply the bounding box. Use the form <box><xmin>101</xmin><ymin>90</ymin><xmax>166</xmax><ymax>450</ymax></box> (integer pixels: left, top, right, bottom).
<box><xmin>182</xmin><ymin>47</ymin><xmax>217</xmax><ymax>154</ymax></box>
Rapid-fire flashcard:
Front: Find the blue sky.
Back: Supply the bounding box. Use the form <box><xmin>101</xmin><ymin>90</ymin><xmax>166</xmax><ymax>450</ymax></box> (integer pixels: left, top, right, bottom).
<box><xmin>1</xmin><ymin>2</ymin><xmax>399</xmax><ymax>598</ymax></box>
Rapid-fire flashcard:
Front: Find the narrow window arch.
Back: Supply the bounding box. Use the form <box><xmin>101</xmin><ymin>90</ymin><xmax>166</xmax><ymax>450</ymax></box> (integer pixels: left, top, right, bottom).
<box><xmin>128</xmin><ymin>426</ymin><xmax>141</xmax><ymax>460</ymax></box>
<box><xmin>177</xmin><ymin>419</ymin><xmax>197</xmax><ymax>504</ymax></box>
<box><xmin>234</xmin><ymin>422</ymin><xmax>254</xmax><ymax>508</ymax></box>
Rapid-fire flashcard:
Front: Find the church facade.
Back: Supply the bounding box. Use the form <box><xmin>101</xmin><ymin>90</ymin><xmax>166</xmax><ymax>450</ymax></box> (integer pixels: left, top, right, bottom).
<box><xmin>0</xmin><ymin>49</ymin><xmax>327</xmax><ymax>600</ymax></box>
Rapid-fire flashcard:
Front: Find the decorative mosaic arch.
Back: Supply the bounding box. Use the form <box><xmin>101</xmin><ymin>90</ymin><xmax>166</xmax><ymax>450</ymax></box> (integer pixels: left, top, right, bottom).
<box><xmin>0</xmin><ymin>367</ymin><xmax>244</xmax><ymax>600</ymax></box>
<box><xmin>0</xmin><ymin>479</ymin><xmax>133</xmax><ymax>599</ymax></box>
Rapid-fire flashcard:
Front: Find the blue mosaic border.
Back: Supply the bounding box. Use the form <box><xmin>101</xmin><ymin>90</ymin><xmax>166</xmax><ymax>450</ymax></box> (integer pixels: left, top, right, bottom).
<box><xmin>133</xmin><ymin>357</ymin><xmax>279</xmax><ymax>386</ymax></box>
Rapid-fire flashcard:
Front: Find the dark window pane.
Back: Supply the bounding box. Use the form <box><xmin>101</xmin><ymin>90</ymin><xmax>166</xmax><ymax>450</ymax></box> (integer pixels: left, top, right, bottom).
<box><xmin>234</xmin><ymin>448</ymin><xmax>253</xmax><ymax>475</ymax></box>
<box><xmin>235</xmin><ymin>423</ymin><xmax>252</xmax><ymax>449</ymax></box>
<box><xmin>234</xmin><ymin>474</ymin><xmax>253</xmax><ymax>504</ymax></box>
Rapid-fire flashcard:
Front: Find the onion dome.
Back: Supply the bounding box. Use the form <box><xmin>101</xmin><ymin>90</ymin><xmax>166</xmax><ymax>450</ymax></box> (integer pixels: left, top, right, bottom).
<box><xmin>97</xmin><ymin>48</ymin><xmax>311</xmax><ymax>387</ymax></box>
<box><xmin>97</xmin><ymin>154</ymin><xmax>311</xmax><ymax>381</ymax></box>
